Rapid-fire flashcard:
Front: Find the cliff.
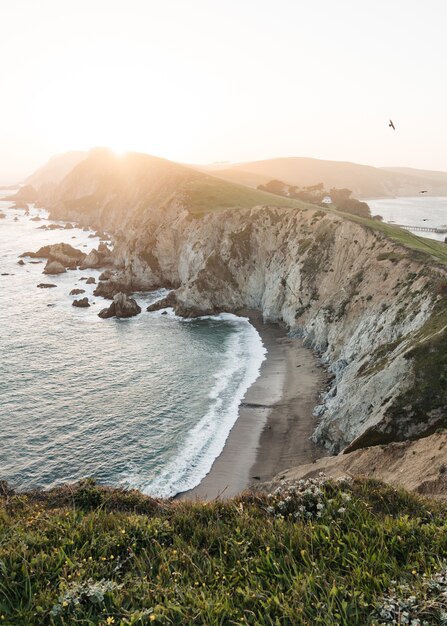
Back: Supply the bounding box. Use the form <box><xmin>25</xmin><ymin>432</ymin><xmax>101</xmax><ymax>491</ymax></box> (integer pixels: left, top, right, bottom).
<box><xmin>38</xmin><ymin>151</ymin><xmax>447</xmax><ymax>455</ymax></box>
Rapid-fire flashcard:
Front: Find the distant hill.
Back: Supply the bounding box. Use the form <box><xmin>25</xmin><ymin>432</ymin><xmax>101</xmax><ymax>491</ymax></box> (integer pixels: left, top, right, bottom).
<box><xmin>26</xmin><ymin>150</ymin><xmax>87</xmax><ymax>189</ymax></box>
<box><xmin>203</xmin><ymin>157</ymin><xmax>447</xmax><ymax>198</ymax></box>
<box><xmin>382</xmin><ymin>166</ymin><xmax>447</xmax><ymax>187</ymax></box>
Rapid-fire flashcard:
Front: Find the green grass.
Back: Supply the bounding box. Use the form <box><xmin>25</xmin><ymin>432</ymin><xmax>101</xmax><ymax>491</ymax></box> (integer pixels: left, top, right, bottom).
<box><xmin>183</xmin><ymin>176</ymin><xmax>313</xmax><ymax>216</ymax></box>
<box><xmin>334</xmin><ymin>211</ymin><xmax>447</xmax><ymax>267</ymax></box>
<box><xmin>2</xmin><ymin>478</ymin><xmax>447</xmax><ymax>625</ymax></box>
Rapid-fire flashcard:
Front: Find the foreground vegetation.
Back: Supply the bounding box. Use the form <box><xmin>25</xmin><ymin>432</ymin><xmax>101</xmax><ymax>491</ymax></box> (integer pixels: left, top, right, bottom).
<box><xmin>1</xmin><ymin>477</ymin><xmax>447</xmax><ymax>625</ymax></box>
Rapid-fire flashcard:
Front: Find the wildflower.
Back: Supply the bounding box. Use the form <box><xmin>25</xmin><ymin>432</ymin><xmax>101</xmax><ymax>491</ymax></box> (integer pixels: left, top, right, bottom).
<box><xmin>337</xmin><ymin>507</ymin><xmax>346</xmax><ymax>514</ymax></box>
<box><xmin>150</xmin><ymin>616</ymin><xmax>156</xmax><ymax>622</ymax></box>
<box><xmin>106</xmin><ymin>618</ymin><xmax>115</xmax><ymax>625</ymax></box>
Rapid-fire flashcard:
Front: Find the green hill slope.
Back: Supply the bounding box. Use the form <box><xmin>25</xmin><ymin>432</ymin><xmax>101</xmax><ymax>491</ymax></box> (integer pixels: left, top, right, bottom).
<box><xmin>2</xmin><ymin>478</ymin><xmax>447</xmax><ymax>625</ymax></box>
<box><xmin>46</xmin><ymin>149</ymin><xmax>311</xmax><ymax>227</ymax></box>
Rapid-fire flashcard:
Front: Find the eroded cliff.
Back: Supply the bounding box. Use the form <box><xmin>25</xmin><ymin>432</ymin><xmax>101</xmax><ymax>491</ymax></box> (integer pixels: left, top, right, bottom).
<box><xmin>39</xmin><ymin>151</ymin><xmax>447</xmax><ymax>454</ymax></box>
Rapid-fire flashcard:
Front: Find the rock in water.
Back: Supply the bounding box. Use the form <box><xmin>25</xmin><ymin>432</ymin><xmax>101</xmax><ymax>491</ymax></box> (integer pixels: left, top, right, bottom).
<box><xmin>72</xmin><ymin>297</ymin><xmax>90</xmax><ymax>308</ymax></box>
<box><xmin>43</xmin><ymin>260</ymin><xmax>66</xmax><ymax>275</ymax></box>
<box><xmin>70</xmin><ymin>288</ymin><xmax>85</xmax><ymax>295</ymax></box>
<box><xmin>99</xmin><ymin>269</ymin><xmax>112</xmax><ymax>281</ymax></box>
<box><xmin>86</xmin><ymin>277</ymin><xmax>96</xmax><ymax>285</ymax></box>
<box><xmin>98</xmin><ymin>292</ymin><xmax>141</xmax><ymax>319</ymax></box>
<box><xmin>17</xmin><ymin>259</ymin><xmax>25</xmax><ymax>266</ymax></box>
<box><xmin>94</xmin><ymin>279</ymin><xmax>130</xmax><ymax>299</ymax></box>
<box><xmin>79</xmin><ymin>243</ymin><xmax>114</xmax><ymax>270</ymax></box>
<box><xmin>146</xmin><ymin>291</ymin><xmax>177</xmax><ymax>312</ymax></box>
<box><xmin>37</xmin><ymin>283</ymin><xmax>57</xmax><ymax>288</ymax></box>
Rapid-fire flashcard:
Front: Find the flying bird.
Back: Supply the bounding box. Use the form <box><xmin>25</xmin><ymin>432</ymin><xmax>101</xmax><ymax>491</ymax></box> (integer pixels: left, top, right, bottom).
<box><xmin>389</xmin><ymin>119</ymin><xmax>395</xmax><ymax>130</ymax></box>
<box><xmin>420</xmin><ymin>190</ymin><xmax>428</xmax><ymax>194</ymax></box>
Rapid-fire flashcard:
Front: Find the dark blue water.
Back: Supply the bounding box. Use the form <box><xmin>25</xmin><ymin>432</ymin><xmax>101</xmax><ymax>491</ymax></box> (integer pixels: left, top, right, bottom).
<box><xmin>0</xmin><ymin>194</ymin><xmax>265</xmax><ymax>497</ymax></box>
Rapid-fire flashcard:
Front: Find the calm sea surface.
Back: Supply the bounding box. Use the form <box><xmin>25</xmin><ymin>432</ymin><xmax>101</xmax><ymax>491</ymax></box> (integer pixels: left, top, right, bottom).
<box><xmin>368</xmin><ymin>196</ymin><xmax>447</xmax><ymax>242</ymax></box>
<box><xmin>0</xmin><ymin>193</ymin><xmax>265</xmax><ymax>497</ymax></box>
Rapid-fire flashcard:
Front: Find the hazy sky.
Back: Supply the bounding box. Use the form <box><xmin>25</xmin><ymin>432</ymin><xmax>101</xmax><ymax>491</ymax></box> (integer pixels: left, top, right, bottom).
<box><xmin>1</xmin><ymin>0</ymin><xmax>446</xmax><ymax>181</ymax></box>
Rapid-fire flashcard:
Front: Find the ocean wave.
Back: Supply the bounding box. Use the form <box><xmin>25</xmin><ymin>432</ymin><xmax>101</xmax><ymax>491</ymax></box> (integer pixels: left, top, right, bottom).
<box><xmin>122</xmin><ymin>317</ymin><xmax>266</xmax><ymax>498</ymax></box>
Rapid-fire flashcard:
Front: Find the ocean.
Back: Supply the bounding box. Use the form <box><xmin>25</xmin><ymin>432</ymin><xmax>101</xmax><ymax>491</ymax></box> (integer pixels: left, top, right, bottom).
<box><xmin>0</xmin><ymin>193</ymin><xmax>266</xmax><ymax>498</ymax></box>
<box><xmin>368</xmin><ymin>196</ymin><xmax>447</xmax><ymax>242</ymax></box>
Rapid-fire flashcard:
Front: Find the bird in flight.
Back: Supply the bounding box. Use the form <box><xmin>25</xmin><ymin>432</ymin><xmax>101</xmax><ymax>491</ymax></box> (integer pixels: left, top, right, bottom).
<box><xmin>420</xmin><ymin>190</ymin><xmax>428</xmax><ymax>194</ymax></box>
<box><xmin>389</xmin><ymin>120</ymin><xmax>395</xmax><ymax>130</ymax></box>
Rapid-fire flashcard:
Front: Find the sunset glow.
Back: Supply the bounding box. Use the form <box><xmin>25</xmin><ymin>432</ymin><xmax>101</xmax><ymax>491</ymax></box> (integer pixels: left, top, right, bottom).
<box><xmin>1</xmin><ymin>0</ymin><xmax>447</xmax><ymax>181</ymax></box>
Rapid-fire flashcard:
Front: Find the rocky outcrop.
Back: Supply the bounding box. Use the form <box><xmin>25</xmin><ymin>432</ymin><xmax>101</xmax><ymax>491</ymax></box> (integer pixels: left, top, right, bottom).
<box><xmin>99</xmin><ymin>269</ymin><xmax>112</xmax><ymax>281</ymax></box>
<box><xmin>79</xmin><ymin>243</ymin><xmax>114</xmax><ymax>269</ymax></box>
<box><xmin>85</xmin><ymin>277</ymin><xmax>96</xmax><ymax>285</ymax></box>
<box><xmin>94</xmin><ymin>279</ymin><xmax>132</xmax><ymax>300</ymax></box>
<box><xmin>37</xmin><ymin>283</ymin><xmax>57</xmax><ymax>288</ymax></box>
<box><xmin>98</xmin><ymin>292</ymin><xmax>141</xmax><ymax>319</ymax></box>
<box><xmin>72</xmin><ymin>297</ymin><xmax>90</xmax><ymax>308</ymax></box>
<box><xmin>146</xmin><ymin>291</ymin><xmax>177</xmax><ymax>312</ymax></box>
<box><xmin>70</xmin><ymin>288</ymin><xmax>85</xmax><ymax>295</ymax></box>
<box><xmin>21</xmin><ymin>243</ymin><xmax>86</xmax><ymax>269</ymax></box>
<box><xmin>43</xmin><ymin>260</ymin><xmax>66</xmax><ymax>275</ymax></box>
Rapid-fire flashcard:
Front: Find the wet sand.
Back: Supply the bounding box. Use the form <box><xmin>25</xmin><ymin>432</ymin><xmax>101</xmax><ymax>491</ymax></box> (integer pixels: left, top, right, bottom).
<box><xmin>179</xmin><ymin>315</ymin><xmax>326</xmax><ymax>500</ymax></box>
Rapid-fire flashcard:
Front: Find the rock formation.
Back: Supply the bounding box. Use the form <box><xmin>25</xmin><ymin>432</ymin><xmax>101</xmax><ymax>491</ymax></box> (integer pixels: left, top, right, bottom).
<box><xmin>21</xmin><ymin>243</ymin><xmax>86</xmax><ymax>269</ymax></box>
<box><xmin>37</xmin><ymin>283</ymin><xmax>57</xmax><ymax>288</ymax></box>
<box><xmin>98</xmin><ymin>292</ymin><xmax>141</xmax><ymax>319</ymax></box>
<box><xmin>79</xmin><ymin>243</ymin><xmax>114</xmax><ymax>270</ymax></box>
<box><xmin>43</xmin><ymin>260</ymin><xmax>66</xmax><ymax>275</ymax></box>
<box><xmin>70</xmin><ymin>288</ymin><xmax>85</xmax><ymax>295</ymax></box>
<box><xmin>72</xmin><ymin>297</ymin><xmax>90</xmax><ymax>308</ymax></box>
<box><xmin>146</xmin><ymin>291</ymin><xmax>177</xmax><ymax>312</ymax></box>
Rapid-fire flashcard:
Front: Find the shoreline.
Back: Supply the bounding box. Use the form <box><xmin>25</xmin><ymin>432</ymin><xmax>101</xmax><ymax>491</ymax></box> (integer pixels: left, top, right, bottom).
<box><xmin>178</xmin><ymin>313</ymin><xmax>327</xmax><ymax>500</ymax></box>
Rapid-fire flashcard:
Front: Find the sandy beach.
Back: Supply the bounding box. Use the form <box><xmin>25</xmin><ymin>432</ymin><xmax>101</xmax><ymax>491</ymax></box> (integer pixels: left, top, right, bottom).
<box><xmin>179</xmin><ymin>315</ymin><xmax>327</xmax><ymax>500</ymax></box>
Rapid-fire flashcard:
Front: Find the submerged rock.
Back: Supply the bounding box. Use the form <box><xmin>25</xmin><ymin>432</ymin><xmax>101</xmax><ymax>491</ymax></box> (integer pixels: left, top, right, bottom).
<box><xmin>85</xmin><ymin>277</ymin><xmax>96</xmax><ymax>285</ymax></box>
<box><xmin>72</xmin><ymin>297</ymin><xmax>90</xmax><ymax>308</ymax></box>
<box><xmin>37</xmin><ymin>283</ymin><xmax>57</xmax><ymax>288</ymax></box>
<box><xmin>70</xmin><ymin>288</ymin><xmax>85</xmax><ymax>295</ymax></box>
<box><xmin>43</xmin><ymin>260</ymin><xmax>66</xmax><ymax>275</ymax></box>
<box><xmin>98</xmin><ymin>292</ymin><xmax>141</xmax><ymax>319</ymax></box>
<box><xmin>17</xmin><ymin>259</ymin><xmax>25</xmax><ymax>266</ymax></box>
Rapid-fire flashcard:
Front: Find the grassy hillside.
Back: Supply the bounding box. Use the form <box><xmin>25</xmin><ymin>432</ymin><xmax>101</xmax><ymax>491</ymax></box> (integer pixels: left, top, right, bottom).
<box><xmin>2</xmin><ymin>478</ymin><xmax>447</xmax><ymax>625</ymax></box>
<box><xmin>47</xmin><ymin>149</ymin><xmax>310</xmax><ymax>226</ymax></box>
<box><xmin>204</xmin><ymin>157</ymin><xmax>447</xmax><ymax>198</ymax></box>
<box><xmin>184</xmin><ymin>175</ymin><xmax>311</xmax><ymax>216</ymax></box>
<box><xmin>337</xmin><ymin>211</ymin><xmax>447</xmax><ymax>267</ymax></box>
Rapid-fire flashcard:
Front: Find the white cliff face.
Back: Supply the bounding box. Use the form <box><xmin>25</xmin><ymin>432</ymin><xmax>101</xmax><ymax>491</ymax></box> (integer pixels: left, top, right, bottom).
<box><xmin>46</xmin><ymin>171</ymin><xmax>447</xmax><ymax>455</ymax></box>
<box><xmin>106</xmin><ymin>203</ymin><xmax>446</xmax><ymax>453</ymax></box>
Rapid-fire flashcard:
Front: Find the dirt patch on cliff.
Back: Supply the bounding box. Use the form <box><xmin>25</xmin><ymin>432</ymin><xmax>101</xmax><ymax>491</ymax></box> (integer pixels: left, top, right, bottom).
<box><xmin>270</xmin><ymin>430</ymin><xmax>447</xmax><ymax>499</ymax></box>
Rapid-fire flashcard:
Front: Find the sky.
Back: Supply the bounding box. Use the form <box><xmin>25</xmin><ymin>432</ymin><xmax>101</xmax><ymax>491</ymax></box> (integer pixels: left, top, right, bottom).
<box><xmin>1</xmin><ymin>0</ymin><xmax>446</xmax><ymax>181</ymax></box>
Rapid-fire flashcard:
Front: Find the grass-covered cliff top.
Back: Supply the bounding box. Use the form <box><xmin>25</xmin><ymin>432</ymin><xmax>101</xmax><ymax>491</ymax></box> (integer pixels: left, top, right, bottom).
<box><xmin>337</xmin><ymin>211</ymin><xmax>447</xmax><ymax>267</ymax></box>
<box><xmin>2</xmin><ymin>477</ymin><xmax>447</xmax><ymax>625</ymax></box>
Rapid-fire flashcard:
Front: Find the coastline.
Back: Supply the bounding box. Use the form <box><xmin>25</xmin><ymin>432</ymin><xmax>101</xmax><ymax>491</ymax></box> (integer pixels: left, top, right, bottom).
<box><xmin>178</xmin><ymin>314</ymin><xmax>327</xmax><ymax>500</ymax></box>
